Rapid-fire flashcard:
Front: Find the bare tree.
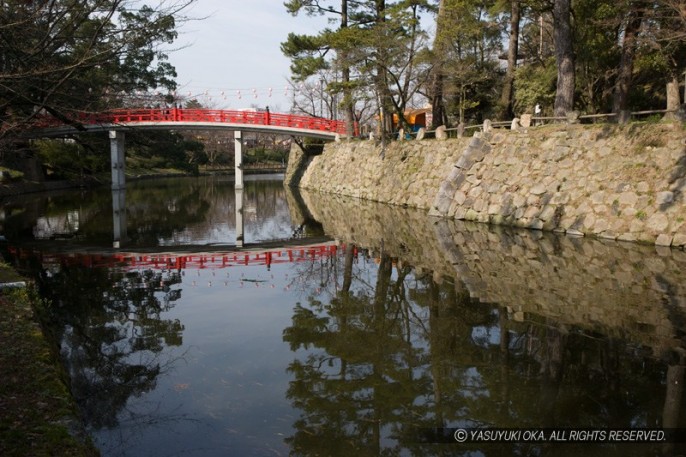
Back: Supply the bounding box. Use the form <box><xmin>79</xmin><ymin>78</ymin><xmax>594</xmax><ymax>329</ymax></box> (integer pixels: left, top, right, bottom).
<box><xmin>0</xmin><ymin>0</ymin><xmax>196</xmax><ymax>138</ymax></box>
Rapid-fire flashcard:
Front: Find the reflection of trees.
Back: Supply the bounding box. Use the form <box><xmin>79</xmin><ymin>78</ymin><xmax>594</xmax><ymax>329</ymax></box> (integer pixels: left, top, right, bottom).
<box><xmin>37</xmin><ymin>263</ymin><xmax>184</xmax><ymax>429</ymax></box>
<box><xmin>284</xmin><ymin>247</ymin><xmax>680</xmax><ymax>456</ymax></box>
<box><xmin>123</xmin><ymin>180</ymin><xmax>211</xmax><ymax>246</ymax></box>
<box><xmin>284</xmin><ymin>251</ymin><xmax>424</xmax><ymax>456</ymax></box>
<box><xmin>1</xmin><ymin>177</ymin><xmax>300</xmax><ymax>248</ymax></box>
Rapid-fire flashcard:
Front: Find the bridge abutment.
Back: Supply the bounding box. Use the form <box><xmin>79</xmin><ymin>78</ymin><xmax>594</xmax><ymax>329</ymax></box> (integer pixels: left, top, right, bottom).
<box><xmin>109</xmin><ymin>130</ymin><xmax>126</xmax><ymax>190</ymax></box>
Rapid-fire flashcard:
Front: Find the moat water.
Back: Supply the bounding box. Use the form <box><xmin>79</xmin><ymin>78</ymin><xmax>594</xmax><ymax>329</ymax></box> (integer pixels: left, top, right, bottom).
<box><xmin>1</xmin><ymin>175</ymin><xmax>685</xmax><ymax>456</ymax></box>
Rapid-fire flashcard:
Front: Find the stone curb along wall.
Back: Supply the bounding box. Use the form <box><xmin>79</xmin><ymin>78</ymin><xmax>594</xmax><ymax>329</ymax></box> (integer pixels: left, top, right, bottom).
<box><xmin>286</xmin><ymin>122</ymin><xmax>686</xmax><ymax>246</ymax></box>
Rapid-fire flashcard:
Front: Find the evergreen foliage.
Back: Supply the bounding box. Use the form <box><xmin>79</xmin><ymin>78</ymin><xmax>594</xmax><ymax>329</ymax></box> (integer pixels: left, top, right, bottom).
<box><xmin>282</xmin><ymin>0</ymin><xmax>686</xmax><ymax>127</ymax></box>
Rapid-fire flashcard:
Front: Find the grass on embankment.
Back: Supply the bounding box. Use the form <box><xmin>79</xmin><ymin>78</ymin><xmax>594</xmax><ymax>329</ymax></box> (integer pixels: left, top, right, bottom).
<box><xmin>0</xmin><ymin>264</ymin><xmax>98</xmax><ymax>457</ymax></box>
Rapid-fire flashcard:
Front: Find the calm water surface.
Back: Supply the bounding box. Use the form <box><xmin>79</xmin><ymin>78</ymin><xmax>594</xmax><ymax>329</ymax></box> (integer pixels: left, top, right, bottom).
<box><xmin>1</xmin><ymin>176</ymin><xmax>686</xmax><ymax>457</ymax></box>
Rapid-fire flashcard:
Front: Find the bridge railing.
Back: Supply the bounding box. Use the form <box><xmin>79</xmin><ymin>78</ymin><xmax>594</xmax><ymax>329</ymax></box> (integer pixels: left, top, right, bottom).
<box><xmin>33</xmin><ymin>108</ymin><xmax>354</xmax><ymax>136</ymax></box>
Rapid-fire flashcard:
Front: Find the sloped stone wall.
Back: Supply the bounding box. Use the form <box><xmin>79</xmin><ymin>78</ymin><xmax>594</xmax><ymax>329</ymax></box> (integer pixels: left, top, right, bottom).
<box><xmin>286</xmin><ymin>122</ymin><xmax>686</xmax><ymax>246</ymax></box>
<box><xmin>287</xmin><ymin>139</ymin><xmax>466</xmax><ymax>208</ymax></box>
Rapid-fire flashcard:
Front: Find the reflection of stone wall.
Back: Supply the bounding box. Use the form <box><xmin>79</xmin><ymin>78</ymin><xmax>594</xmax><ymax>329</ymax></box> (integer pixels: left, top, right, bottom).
<box><xmin>299</xmin><ymin>189</ymin><xmax>686</xmax><ymax>356</ymax></box>
<box><xmin>287</xmin><ymin>123</ymin><xmax>686</xmax><ymax>246</ymax></box>
<box><xmin>298</xmin><ymin>189</ymin><xmax>458</xmax><ymax>279</ymax></box>
<box><xmin>435</xmin><ymin>220</ymin><xmax>686</xmax><ymax>357</ymax></box>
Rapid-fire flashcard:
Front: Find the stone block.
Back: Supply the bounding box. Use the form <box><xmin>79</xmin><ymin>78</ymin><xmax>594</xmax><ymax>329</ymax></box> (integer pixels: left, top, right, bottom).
<box><xmin>455</xmin><ymin>191</ymin><xmax>467</xmax><ymax>205</ymax></box>
<box><xmin>551</xmin><ymin>192</ymin><xmax>570</xmax><ymax>205</ymax></box>
<box><xmin>583</xmin><ymin>213</ymin><xmax>596</xmax><ymax>230</ymax></box>
<box><xmin>453</xmin><ymin>207</ymin><xmax>467</xmax><ymax>220</ymax></box>
<box><xmin>636</xmin><ymin>181</ymin><xmax>650</xmax><ymax>193</ymax></box>
<box><xmin>655</xmin><ymin>234</ymin><xmax>673</xmax><ymax>246</ymax></box>
<box><xmin>672</xmin><ymin>233</ymin><xmax>686</xmax><ymax>247</ymax></box>
<box><xmin>455</xmin><ymin>156</ymin><xmax>474</xmax><ymax>170</ymax></box>
<box><xmin>539</xmin><ymin>205</ymin><xmax>556</xmax><ymax>222</ymax></box>
<box><xmin>529</xmin><ymin>219</ymin><xmax>544</xmax><ymax>230</ymax></box>
<box><xmin>617</xmin><ymin>232</ymin><xmax>638</xmax><ymax>242</ymax></box>
<box><xmin>657</xmin><ymin>191</ymin><xmax>674</xmax><ymax>205</ymax></box>
<box><xmin>594</xmin><ymin>218</ymin><xmax>609</xmax><ymax>233</ymax></box>
<box><xmin>524</xmin><ymin>206</ymin><xmax>540</xmax><ymax>218</ymax></box>
<box><xmin>465</xmin><ymin>209</ymin><xmax>478</xmax><ymax>220</ymax></box>
<box><xmin>513</xmin><ymin>194</ymin><xmax>526</xmax><ymax>207</ymax></box>
<box><xmin>466</xmin><ymin>175</ymin><xmax>481</xmax><ymax>185</ymax></box>
<box><xmin>590</xmin><ymin>191</ymin><xmax>606</xmax><ymax>205</ymax></box>
<box><xmin>647</xmin><ymin>213</ymin><xmax>669</xmax><ymax>233</ymax></box>
<box><xmin>433</xmin><ymin>193</ymin><xmax>453</xmax><ymax>215</ymax></box>
<box><xmin>473</xmin><ymin>198</ymin><xmax>486</xmax><ymax>212</ymax></box>
<box><xmin>618</xmin><ymin>192</ymin><xmax>638</xmax><ymax>206</ymax></box>
<box><xmin>450</xmin><ymin>172</ymin><xmax>466</xmax><ymax>191</ymax></box>
<box><xmin>530</xmin><ymin>184</ymin><xmax>547</xmax><ymax>196</ymax></box>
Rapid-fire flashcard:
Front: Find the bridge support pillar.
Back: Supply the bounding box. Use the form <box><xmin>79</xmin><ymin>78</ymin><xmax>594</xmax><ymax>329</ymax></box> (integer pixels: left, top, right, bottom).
<box><xmin>234</xmin><ymin>130</ymin><xmax>244</xmax><ymax>189</ymax></box>
<box><xmin>112</xmin><ymin>188</ymin><xmax>127</xmax><ymax>249</ymax></box>
<box><xmin>235</xmin><ymin>188</ymin><xmax>244</xmax><ymax>248</ymax></box>
<box><xmin>110</xmin><ymin>130</ymin><xmax>126</xmax><ymax>190</ymax></box>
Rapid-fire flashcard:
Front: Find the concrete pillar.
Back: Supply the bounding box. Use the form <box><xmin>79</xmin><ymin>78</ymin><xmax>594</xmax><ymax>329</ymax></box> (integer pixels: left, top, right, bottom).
<box><xmin>109</xmin><ymin>130</ymin><xmax>126</xmax><ymax>190</ymax></box>
<box><xmin>235</xmin><ymin>188</ymin><xmax>244</xmax><ymax>248</ymax></box>
<box><xmin>234</xmin><ymin>130</ymin><xmax>244</xmax><ymax>189</ymax></box>
<box><xmin>112</xmin><ymin>188</ymin><xmax>127</xmax><ymax>249</ymax></box>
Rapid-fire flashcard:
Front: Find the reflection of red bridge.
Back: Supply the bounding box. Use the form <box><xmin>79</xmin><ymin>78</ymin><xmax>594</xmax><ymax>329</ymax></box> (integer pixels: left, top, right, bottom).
<box><xmin>30</xmin><ymin>108</ymin><xmax>357</xmax><ymax>139</ymax></box>
<box><xmin>7</xmin><ymin>244</ymin><xmax>340</xmax><ymax>271</ymax></box>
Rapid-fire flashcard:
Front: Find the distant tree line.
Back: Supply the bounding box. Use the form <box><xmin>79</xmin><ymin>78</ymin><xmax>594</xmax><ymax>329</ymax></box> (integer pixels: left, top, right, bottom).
<box><xmin>282</xmin><ymin>0</ymin><xmax>686</xmax><ymax>137</ymax></box>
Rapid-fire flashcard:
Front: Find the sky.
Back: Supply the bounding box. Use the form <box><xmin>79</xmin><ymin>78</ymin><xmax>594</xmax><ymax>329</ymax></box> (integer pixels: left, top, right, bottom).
<box><xmin>170</xmin><ymin>0</ymin><xmax>330</xmax><ymax>112</ymax></box>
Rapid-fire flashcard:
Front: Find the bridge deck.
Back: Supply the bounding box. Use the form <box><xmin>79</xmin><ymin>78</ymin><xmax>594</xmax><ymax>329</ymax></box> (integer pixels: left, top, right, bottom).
<box><xmin>29</xmin><ymin>108</ymin><xmax>353</xmax><ymax>139</ymax></box>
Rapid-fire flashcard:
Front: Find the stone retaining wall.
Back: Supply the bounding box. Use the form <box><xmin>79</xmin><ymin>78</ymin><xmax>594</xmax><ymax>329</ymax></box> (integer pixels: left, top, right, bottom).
<box><xmin>286</xmin><ymin>138</ymin><xmax>466</xmax><ymax>208</ymax></box>
<box><xmin>286</xmin><ymin>122</ymin><xmax>686</xmax><ymax>247</ymax></box>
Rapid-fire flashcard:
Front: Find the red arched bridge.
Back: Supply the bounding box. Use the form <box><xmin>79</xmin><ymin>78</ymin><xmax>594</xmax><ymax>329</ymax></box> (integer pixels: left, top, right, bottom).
<box><xmin>31</xmin><ymin>107</ymin><xmax>355</xmax><ymax>140</ymax></box>
<box><xmin>29</xmin><ymin>108</ymin><xmax>357</xmax><ymax>191</ymax></box>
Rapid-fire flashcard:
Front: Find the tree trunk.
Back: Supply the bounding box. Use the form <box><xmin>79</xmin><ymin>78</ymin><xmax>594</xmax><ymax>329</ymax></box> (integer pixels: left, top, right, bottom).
<box><xmin>342</xmin><ymin>244</ymin><xmax>354</xmax><ymax>294</ymax></box>
<box><xmin>553</xmin><ymin>0</ymin><xmax>575</xmax><ymax>117</ymax></box>
<box><xmin>430</xmin><ymin>0</ymin><xmax>448</xmax><ymax>129</ymax></box>
<box><xmin>341</xmin><ymin>0</ymin><xmax>356</xmax><ymax>137</ymax></box>
<box><xmin>374</xmin><ymin>0</ymin><xmax>393</xmax><ymax>144</ymax></box>
<box><xmin>612</xmin><ymin>7</ymin><xmax>643</xmax><ymax>114</ymax></box>
<box><xmin>498</xmin><ymin>0</ymin><xmax>520</xmax><ymax>121</ymax></box>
